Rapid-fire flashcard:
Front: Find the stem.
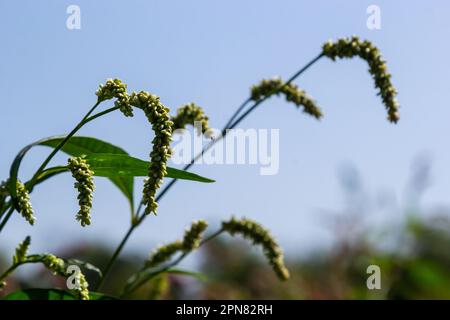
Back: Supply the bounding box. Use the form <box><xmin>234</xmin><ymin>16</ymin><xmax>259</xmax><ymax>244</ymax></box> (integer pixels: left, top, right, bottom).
<box><xmin>94</xmin><ymin>223</ymin><xmax>137</xmax><ymax>291</ymax></box>
<box><xmin>0</xmin><ymin>103</ymin><xmax>119</xmax><ymax>235</ymax></box>
<box><xmin>30</xmin><ymin>101</ymin><xmax>101</xmax><ymax>185</ymax></box>
<box><xmin>0</xmin><ymin>207</ymin><xmax>14</xmax><ymax>233</ymax></box>
<box><xmin>223</xmin><ymin>98</ymin><xmax>252</xmax><ymax>130</ymax></box>
<box><xmin>121</xmin><ymin>228</ymin><xmax>224</xmax><ymax>297</ymax></box>
<box><xmin>0</xmin><ymin>263</ymin><xmax>20</xmax><ymax>284</ymax></box>
<box><xmin>99</xmin><ymin>53</ymin><xmax>324</xmax><ymax>289</ymax></box>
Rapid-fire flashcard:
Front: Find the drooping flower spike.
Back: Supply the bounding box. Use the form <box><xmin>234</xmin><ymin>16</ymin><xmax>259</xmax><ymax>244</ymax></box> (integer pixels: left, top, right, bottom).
<box><xmin>15</xmin><ymin>180</ymin><xmax>35</xmax><ymax>225</ymax></box>
<box><xmin>5</xmin><ymin>237</ymin><xmax>90</xmax><ymax>300</ymax></box>
<box><xmin>322</xmin><ymin>36</ymin><xmax>400</xmax><ymax>123</ymax></box>
<box><xmin>95</xmin><ymin>79</ymin><xmax>173</xmax><ymax>215</ymax></box>
<box><xmin>146</xmin><ymin>241</ymin><xmax>183</xmax><ymax>268</ymax></box>
<box><xmin>68</xmin><ymin>157</ymin><xmax>95</xmax><ymax>227</ymax></box>
<box><xmin>182</xmin><ymin>220</ymin><xmax>208</xmax><ymax>251</ymax></box>
<box><xmin>95</xmin><ymin>78</ymin><xmax>134</xmax><ymax>117</ymax></box>
<box><xmin>250</xmin><ymin>77</ymin><xmax>323</xmax><ymax>119</ymax></box>
<box><xmin>171</xmin><ymin>103</ymin><xmax>210</xmax><ymax>134</ymax></box>
<box><xmin>129</xmin><ymin>91</ymin><xmax>173</xmax><ymax>215</ymax></box>
<box><xmin>146</xmin><ymin>220</ymin><xmax>209</xmax><ymax>268</ymax></box>
<box><xmin>222</xmin><ymin>217</ymin><xmax>290</xmax><ymax>280</ymax></box>
<box><xmin>42</xmin><ymin>253</ymin><xmax>89</xmax><ymax>300</ymax></box>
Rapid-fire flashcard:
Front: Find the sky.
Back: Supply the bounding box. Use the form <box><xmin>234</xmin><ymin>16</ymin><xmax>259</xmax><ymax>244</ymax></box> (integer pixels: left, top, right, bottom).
<box><xmin>1</xmin><ymin>0</ymin><xmax>450</xmax><ymax>265</ymax></box>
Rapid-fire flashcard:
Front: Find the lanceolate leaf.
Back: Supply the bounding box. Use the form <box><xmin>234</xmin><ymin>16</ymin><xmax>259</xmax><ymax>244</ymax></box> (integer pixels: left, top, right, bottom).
<box><xmin>39</xmin><ymin>136</ymin><xmax>135</xmax><ymax>212</ymax></box>
<box><xmin>9</xmin><ymin>135</ymin><xmax>134</xmax><ymax>212</ymax></box>
<box><xmin>10</xmin><ymin>136</ymin><xmax>214</xmax><ymax>215</ymax></box>
<box><xmin>84</xmin><ymin>154</ymin><xmax>215</xmax><ymax>183</ymax></box>
<box><xmin>36</xmin><ymin>155</ymin><xmax>214</xmax><ymax>184</ymax></box>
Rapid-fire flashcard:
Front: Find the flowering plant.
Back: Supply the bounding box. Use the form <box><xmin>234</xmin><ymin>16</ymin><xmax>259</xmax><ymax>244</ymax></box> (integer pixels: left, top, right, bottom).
<box><xmin>0</xmin><ymin>37</ymin><xmax>398</xmax><ymax>300</ymax></box>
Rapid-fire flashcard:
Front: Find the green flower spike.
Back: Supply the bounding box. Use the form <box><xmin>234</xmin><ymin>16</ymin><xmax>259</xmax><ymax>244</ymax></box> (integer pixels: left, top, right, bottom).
<box><xmin>171</xmin><ymin>103</ymin><xmax>210</xmax><ymax>134</ymax></box>
<box><xmin>182</xmin><ymin>220</ymin><xmax>208</xmax><ymax>251</ymax></box>
<box><xmin>16</xmin><ymin>180</ymin><xmax>35</xmax><ymax>225</ymax></box>
<box><xmin>68</xmin><ymin>157</ymin><xmax>95</xmax><ymax>227</ymax></box>
<box><xmin>95</xmin><ymin>78</ymin><xmax>134</xmax><ymax>117</ymax></box>
<box><xmin>222</xmin><ymin>217</ymin><xmax>290</xmax><ymax>280</ymax></box>
<box><xmin>42</xmin><ymin>254</ymin><xmax>89</xmax><ymax>300</ymax></box>
<box><xmin>250</xmin><ymin>77</ymin><xmax>323</xmax><ymax>119</ymax></box>
<box><xmin>13</xmin><ymin>236</ymin><xmax>31</xmax><ymax>264</ymax></box>
<box><xmin>42</xmin><ymin>254</ymin><xmax>66</xmax><ymax>275</ymax></box>
<box><xmin>130</xmin><ymin>91</ymin><xmax>173</xmax><ymax>215</ymax></box>
<box><xmin>146</xmin><ymin>241</ymin><xmax>183</xmax><ymax>268</ymax></box>
<box><xmin>146</xmin><ymin>220</ymin><xmax>208</xmax><ymax>268</ymax></box>
<box><xmin>322</xmin><ymin>36</ymin><xmax>400</xmax><ymax>123</ymax></box>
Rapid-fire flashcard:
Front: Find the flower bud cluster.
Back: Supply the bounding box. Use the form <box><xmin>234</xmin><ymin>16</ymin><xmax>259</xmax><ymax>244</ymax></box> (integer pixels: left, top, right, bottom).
<box><xmin>251</xmin><ymin>77</ymin><xmax>322</xmax><ymax>119</ymax></box>
<box><xmin>130</xmin><ymin>91</ymin><xmax>173</xmax><ymax>215</ymax></box>
<box><xmin>171</xmin><ymin>103</ymin><xmax>210</xmax><ymax>134</ymax></box>
<box><xmin>322</xmin><ymin>36</ymin><xmax>400</xmax><ymax>123</ymax></box>
<box><xmin>68</xmin><ymin>157</ymin><xmax>95</xmax><ymax>227</ymax></box>
<box><xmin>222</xmin><ymin>217</ymin><xmax>290</xmax><ymax>280</ymax></box>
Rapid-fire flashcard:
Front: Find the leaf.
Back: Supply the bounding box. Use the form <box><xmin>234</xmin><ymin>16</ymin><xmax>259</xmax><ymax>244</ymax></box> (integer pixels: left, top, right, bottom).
<box><xmin>84</xmin><ymin>153</ymin><xmax>215</xmax><ymax>183</ymax></box>
<box><xmin>165</xmin><ymin>268</ymin><xmax>208</xmax><ymax>282</ymax></box>
<box><xmin>65</xmin><ymin>259</ymin><xmax>103</xmax><ymax>277</ymax></box>
<box><xmin>8</xmin><ymin>136</ymin><xmax>134</xmax><ymax>212</ymax></box>
<box><xmin>39</xmin><ymin>136</ymin><xmax>135</xmax><ymax>212</ymax></box>
<box><xmin>124</xmin><ymin>266</ymin><xmax>207</xmax><ymax>296</ymax></box>
<box><xmin>3</xmin><ymin>289</ymin><xmax>76</xmax><ymax>300</ymax></box>
<box><xmin>3</xmin><ymin>288</ymin><xmax>116</xmax><ymax>300</ymax></box>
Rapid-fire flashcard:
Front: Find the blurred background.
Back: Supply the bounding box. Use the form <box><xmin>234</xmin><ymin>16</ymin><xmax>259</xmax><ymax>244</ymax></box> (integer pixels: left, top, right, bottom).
<box><xmin>1</xmin><ymin>0</ymin><xmax>449</xmax><ymax>299</ymax></box>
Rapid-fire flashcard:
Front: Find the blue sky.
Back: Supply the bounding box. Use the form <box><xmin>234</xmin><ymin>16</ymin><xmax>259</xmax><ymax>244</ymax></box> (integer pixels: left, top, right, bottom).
<box><xmin>1</xmin><ymin>1</ymin><xmax>450</xmax><ymax>262</ymax></box>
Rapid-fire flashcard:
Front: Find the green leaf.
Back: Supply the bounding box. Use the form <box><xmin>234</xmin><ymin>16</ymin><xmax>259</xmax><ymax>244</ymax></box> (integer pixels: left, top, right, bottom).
<box><xmin>165</xmin><ymin>268</ymin><xmax>208</xmax><ymax>282</ymax></box>
<box><xmin>3</xmin><ymin>288</ymin><xmax>116</xmax><ymax>300</ymax></box>
<box><xmin>39</xmin><ymin>136</ymin><xmax>135</xmax><ymax>212</ymax></box>
<box><xmin>84</xmin><ymin>153</ymin><xmax>215</xmax><ymax>183</ymax></box>
<box><xmin>65</xmin><ymin>258</ymin><xmax>103</xmax><ymax>277</ymax></box>
<box><xmin>9</xmin><ymin>136</ymin><xmax>134</xmax><ymax>212</ymax></box>
<box><xmin>3</xmin><ymin>289</ymin><xmax>76</xmax><ymax>300</ymax></box>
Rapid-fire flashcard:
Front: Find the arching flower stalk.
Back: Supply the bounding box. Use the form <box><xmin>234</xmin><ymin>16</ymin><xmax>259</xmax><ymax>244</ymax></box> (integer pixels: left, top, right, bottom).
<box><xmin>42</xmin><ymin>253</ymin><xmax>89</xmax><ymax>300</ymax></box>
<box><xmin>146</xmin><ymin>220</ymin><xmax>209</xmax><ymax>268</ymax></box>
<box><xmin>171</xmin><ymin>103</ymin><xmax>210</xmax><ymax>134</ymax></box>
<box><xmin>95</xmin><ymin>79</ymin><xmax>174</xmax><ymax>215</ymax></box>
<box><xmin>13</xmin><ymin>236</ymin><xmax>31</xmax><ymax>264</ymax></box>
<box><xmin>322</xmin><ymin>36</ymin><xmax>400</xmax><ymax>123</ymax></box>
<box><xmin>68</xmin><ymin>157</ymin><xmax>95</xmax><ymax>227</ymax></box>
<box><xmin>129</xmin><ymin>91</ymin><xmax>173</xmax><ymax>215</ymax></box>
<box><xmin>222</xmin><ymin>217</ymin><xmax>290</xmax><ymax>280</ymax></box>
<box><xmin>95</xmin><ymin>78</ymin><xmax>133</xmax><ymax>117</ymax></box>
<box><xmin>250</xmin><ymin>77</ymin><xmax>323</xmax><ymax>119</ymax></box>
<box><xmin>15</xmin><ymin>180</ymin><xmax>35</xmax><ymax>225</ymax></box>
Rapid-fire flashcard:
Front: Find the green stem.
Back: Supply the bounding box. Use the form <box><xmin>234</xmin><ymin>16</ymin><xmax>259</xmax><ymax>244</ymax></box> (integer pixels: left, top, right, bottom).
<box><xmin>98</xmin><ymin>53</ymin><xmax>324</xmax><ymax>290</ymax></box>
<box><xmin>0</xmin><ymin>104</ymin><xmax>120</xmax><ymax>235</ymax></box>
<box><xmin>121</xmin><ymin>228</ymin><xmax>224</xmax><ymax>297</ymax></box>
<box><xmin>0</xmin><ymin>263</ymin><xmax>20</xmax><ymax>284</ymax></box>
<box><xmin>0</xmin><ymin>207</ymin><xmax>14</xmax><ymax>233</ymax></box>
<box><xmin>30</xmin><ymin>101</ymin><xmax>101</xmax><ymax>185</ymax></box>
